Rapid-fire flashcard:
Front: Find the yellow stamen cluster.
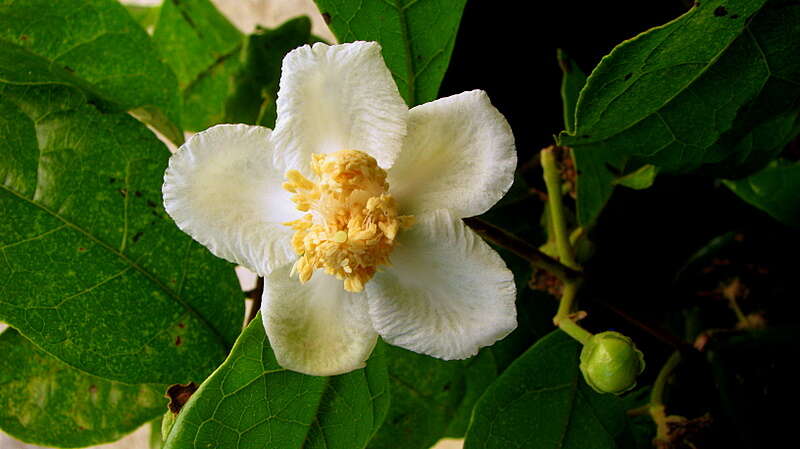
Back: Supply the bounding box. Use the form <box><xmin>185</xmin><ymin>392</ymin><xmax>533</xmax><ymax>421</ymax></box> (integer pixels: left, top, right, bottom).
<box><xmin>283</xmin><ymin>150</ymin><xmax>414</xmax><ymax>292</ymax></box>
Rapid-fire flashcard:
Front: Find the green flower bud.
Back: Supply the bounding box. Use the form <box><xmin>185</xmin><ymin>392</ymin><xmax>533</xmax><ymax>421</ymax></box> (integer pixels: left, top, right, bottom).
<box><xmin>579</xmin><ymin>331</ymin><xmax>645</xmax><ymax>395</ymax></box>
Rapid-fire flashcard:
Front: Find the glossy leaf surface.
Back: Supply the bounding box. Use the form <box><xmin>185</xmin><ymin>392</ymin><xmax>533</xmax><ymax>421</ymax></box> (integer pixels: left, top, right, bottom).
<box><xmin>152</xmin><ymin>0</ymin><xmax>243</xmax><ymax>131</ymax></box>
<box><xmin>225</xmin><ymin>17</ymin><xmax>313</xmax><ymax>128</ymax></box>
<box><xmin>560</xmin><ymin>0</ymin><xmax>800</xmax><ymax>224</ymax></box>
<box><xmin>314</xmin><ymin>0</ymin><xmax>467</xmax><ymax>106</ymax></box>
<box><xmin>0</xmin><ymin>83</ymin><xmax>243</xmax><ymax>384</ymax></box>
<box><xmin>163</xmin><ymin>313</ymin><xmax>389</xmax><ymax>449</ymax></box>
<box><xmin>724</xmin><ymin>159</ymin><xmax>800</xmax><ymax>228</ymax></box>
<box><xmin>464</xmin><ymin>331</ymin><xmax>632</xmax><ymax>449</ymax></box>
<box><xmin>0</xmin><ymin>0</ymin><xmax>183</xmax><ymax>143</ymax></box>
<box><xmin>0</xmin><ymin>328</ymin><xmax>167</xmax><ymax>447</ymax></box>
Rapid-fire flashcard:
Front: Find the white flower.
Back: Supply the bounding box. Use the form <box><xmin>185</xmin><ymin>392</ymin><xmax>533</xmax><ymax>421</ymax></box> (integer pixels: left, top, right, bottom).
<box><xmin>163</xmin><ymin>41</ymin><xmax>517</xmax><ymax>376</ymax></box>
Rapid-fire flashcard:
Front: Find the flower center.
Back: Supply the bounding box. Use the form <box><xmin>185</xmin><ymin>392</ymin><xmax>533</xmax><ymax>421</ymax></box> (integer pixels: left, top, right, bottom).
<box><xmin>282</xmin><ymin>150</ymin><xmax>414</xmax><ymax>292</ymax></box>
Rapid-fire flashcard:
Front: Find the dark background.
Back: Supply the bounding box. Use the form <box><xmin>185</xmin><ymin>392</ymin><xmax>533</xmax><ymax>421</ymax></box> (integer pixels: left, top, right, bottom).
<box><xmin>441</xmin><ymin>1</ymin><xmax>799</xmax><ymax>448</ymax></box>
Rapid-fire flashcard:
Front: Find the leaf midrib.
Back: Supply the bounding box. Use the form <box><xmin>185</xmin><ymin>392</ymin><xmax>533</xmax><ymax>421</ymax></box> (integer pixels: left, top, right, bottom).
<box><xmin>0</xmin><ymin>183</ymin><xmax>228</xmax><ymax>350</ymax></box>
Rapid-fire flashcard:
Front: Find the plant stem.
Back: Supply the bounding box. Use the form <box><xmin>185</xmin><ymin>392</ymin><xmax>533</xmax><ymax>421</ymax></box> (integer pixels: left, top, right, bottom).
<box><xmin>541</xmin><ymin>147</ymin><xmax>580</xmax><ymax>271</ymax></box>
<box><xmin>650</xmin><ymin>351</ymin><xmax>682</xmax><ymax>440</ymax></box>
<box><xmin>651</xmin><ymin>351</ymin><xmax>681</xmax><ymax>407</ymax></box>
<box><xmin>728</xmin><ymin>296</ymin><xmax>748</xmax><ymax>324</ymax></box>
<box><xmin>553</xmin><ymin>279</ymin><xmax>593</xmax><ymax>344</ymax></box>
<box><xmin>463</xmin><ymin>217</ymin><xmax>580</xmax><ymax>283</ymax></box>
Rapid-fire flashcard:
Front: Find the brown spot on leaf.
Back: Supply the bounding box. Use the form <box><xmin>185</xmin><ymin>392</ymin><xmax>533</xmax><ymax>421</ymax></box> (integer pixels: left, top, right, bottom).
<box><xmin>175</xmin><ymin>336</ymin><xmax>182</xmax><ymax>346</ymax></box>
<box><xmin>19</xmin><ymin>34</ymin><xmax>28</xmax><ymax>41</ymax></box>
<box><xmin>714</xmin><ymin>6</ymin><xmax>728</xmax><ymax>16</ymax></box>
<box><xmin>166</xmin><ymin>382</ymin><xmax>198</xmax><ymax>414</ymax></box>
<box><xmin>78</xmin><ymin>247</ymin><xmax>86</xmax><ymax>252</ymax></box>
<box><xmin>178</xmin><ymin>322</ymin><xmax>185</xmax><ymax>328</ymax></box>
<box><xmin>134</xmin><ymin>191</ymin><xmax>142</xmax><ymax>197</ymax></box>
<box><xmin>88</xmin><ymin>385</ymin><xmax>97</xmax><ymax>394</ymax></box>
<box><xmin>322</xmin><ymin>12</ymin><xmax>332</xmax><ymax>24</ymax></box>
<box><xmin>132</xmin><ymin>231</ymin><xmax>144</xmax><ymax>243</ymax></box>
<box><xmin>147</xmin><ymin>199</ymin><xmax>157</xmax><ymax>208</ymax></box>
<box><xmin>63</xmin><ymin>65</ymin><xmax>75</xmax><ymax>73</ymax></box>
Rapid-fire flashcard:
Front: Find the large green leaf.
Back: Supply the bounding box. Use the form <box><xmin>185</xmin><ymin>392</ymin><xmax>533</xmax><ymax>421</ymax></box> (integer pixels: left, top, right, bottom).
<box><xmin>0</xmin><ymin>83</ymin><xmax>243</xmax><ymax>384</ymax></box>
<box><xmin>0</xmin><ymin>0</ymin><xmax>183</xmax><ymax>144</ymax></box>
<box><xmin>152</xmin><ymin>0</ymin><xmax>243</xmax><ymax>131</ymax></box>
<box><xmin>559</xmin><ymin>0</ymin><xmax>800</xmax><ymax>225</ymax></box>
<box><xmin>0</xmin><ymin>327</ymin><xmax>167</xmax><ymax>447</ymax></box>
<box><xmin>225</xmin><ymin>17</ymin><xmax>314</xmax><ymax>129</ymax></box>
<box><xmin>163</xmin><ymin>313</ymin><xmax>389</xmax><ymax>449</ymax></box>
<box><xmin>314</xmin><ymin>0</ymin><xmax>467</xmax><ymax>106</ymax></box>
<box><xmin>464</xmin><ymin>331</ymin><xmax>633</xmax><ymax>449</ymax></box>
<box><xmin>368</xmin><ymin>284</ymin><xmax>556</xmax><ymax>449</ymax></box>
<box><xmin>366</xmin><ymin>346</ymin><xmax>493</xmax><ymax>449</ymax></box>
<box><xmin>723</xmin><ymin>159</ymin><xmax>800</xmax><ymax>228</ymax></box>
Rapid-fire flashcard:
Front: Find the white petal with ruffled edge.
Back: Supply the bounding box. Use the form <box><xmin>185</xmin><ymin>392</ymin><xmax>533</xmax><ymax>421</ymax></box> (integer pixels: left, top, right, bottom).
<box><xmin>261</xmin><ymin>265</ymin><xmax>378</xmax><ymax>376</ymax></box>
<box><xmin>366</xmin><ymin>209</ymin><xmax>517</xmax><ymax>360</ymax></box>
<box><xmin>271</xmin><ymin>41</ymin><xmax>408</xmax><ymax>173</ymax></box>
<box><xmin>388</xmin><ymin>90</ymin><xmax>516</xmax><ymax>218</ymax></box>
<box><xmin>163</xmin><ymin>124</ymin><xmax>299</xmax><ymax>276</ymax></box>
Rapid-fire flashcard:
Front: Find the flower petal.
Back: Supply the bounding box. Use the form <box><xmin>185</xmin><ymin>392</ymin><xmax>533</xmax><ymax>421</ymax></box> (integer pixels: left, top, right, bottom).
<box><xmin>261</xmin><ymin>264</ymin><xmax>378</xmax><ymax>376</ymax></box>
<box><xmin>366</xmin><ymin>209</ymin><xmax>517</xmax><ymax>360</ymax></box>
<box><xmin>271</xmin><ymin>41</ymin><xmax>408</xmax><ymax>172</ymax></box>
<box><xmin>388</xmin><ymin>90</ymin><xmax>516</xmax><ymax>218</ymax></box>
<box><xmin>163</xmin><ymin>124</ymin><xmax>299</xmax><ymax>276</ymax></box>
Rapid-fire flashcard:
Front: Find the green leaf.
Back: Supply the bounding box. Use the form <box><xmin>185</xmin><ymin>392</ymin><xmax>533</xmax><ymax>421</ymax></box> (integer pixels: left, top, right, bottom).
<box><xmin>152</xmin><ymin>0</ymin><xmax>243</xmax><ymax>131</ymax></box>
<box><xmin>369</xmin><ymin>284</ymin><xmax>556</xmax><ymax>449</ymax></box>
<box><xmin>314</xmin><ymin>0</ymin><xmax>467</xmax><ymax>106</ymax></box>
<box><xmin>367</xmin><ymin>347</ymin><xmax>493</xmax><ymax>449</ymax></box>
<box><xmin>559</xmin><ymin>0</ymin><xmax>800</xmax><ymax>225</ymax></box>
<box><xmin>0</xmin><ymin>83</ymin><xmax>243</xmax><ymax>384</ymax></box>
<box><xmin>443</xmin><ymin>350</ymin><xmax>499</xmax><ymax>439</ymax></box>
<box><xmin>150</xmin><ymin>417</ymin><xmax>165</xmax><ymax>449</ymax></box>
<box><xmin>225</xmin><ymin>17</ymin><xmax>313</xmax><ymax>128</ymax></box>
<box><xmin>718</xmin><ymin>110</ymin><xmax>800</xmax><ymax>176</ymax></box>
<box><xmin>558</xmin><ymin>49</ymin><xmax>587</xmax><ymax>134</ymax></box>
<box><xmin>163</xmin><ymin>313</ymin><xmax>389</xmax><ymax>449</ymax></box>
<box><xmin>0</xmin><ymin>327</ymin><xmax>167</xmax><ymax>447</ymax></box>
<box><xmin>571</xmin><ymin>148</ymin><xmax>625</xmax><ymax>226</ymax></box>
<box><xmin>614</xmin><ymin>165</ymin><xmax>659</xmax><ymax>190</ymax></box>
<box><xmin>126</xmin><ymin>4</ymin><xmax>161</xmax><ymax>32</ymax></box>
<box><xmin>723</xmin><ymin>159</ymin><xmax>800</xmax><ymax>228</ymax></box>
<box><xmin>464</xmin><ymin>330</ymin><xmax>633</xmax><ymax>449</ymax></box>
<box><xmin>619</xmin><ymin>388</ymin><xmax>654</xmax><ymax>449</ymax></box>
<box><xmin>0</xmin><ymin>0</ymin><xmax>183</xmax><ymax>144</ymax></box>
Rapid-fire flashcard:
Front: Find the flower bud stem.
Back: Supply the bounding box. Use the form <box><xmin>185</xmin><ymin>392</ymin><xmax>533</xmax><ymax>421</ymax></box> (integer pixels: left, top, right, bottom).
<box><xmin>541</xmin><ymin>147</ymin><xmax>581</xmax><ymax>271</ymax></box>
<box><xmin>553</xmin><ymin>279</ymin><xmax>592</xmax><ymax>345</ymax></box>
